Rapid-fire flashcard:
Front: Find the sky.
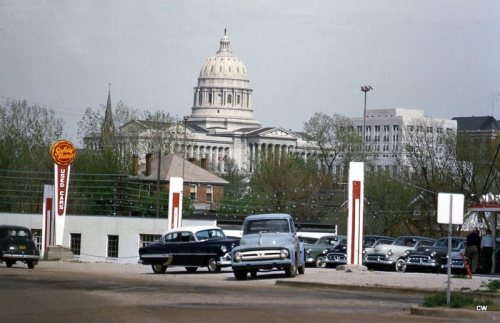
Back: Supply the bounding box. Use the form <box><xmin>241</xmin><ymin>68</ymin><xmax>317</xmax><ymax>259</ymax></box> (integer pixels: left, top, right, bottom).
<box><xmin>0</xmin><ymin>0</ymin><xmax>499</xmax><ymax>145</ymax></box>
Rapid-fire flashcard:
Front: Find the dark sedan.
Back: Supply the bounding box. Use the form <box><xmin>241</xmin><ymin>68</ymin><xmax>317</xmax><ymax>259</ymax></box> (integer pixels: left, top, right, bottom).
<box><xmin>138</xmin><ymin>226</ymin><xmax>239</xmax><ymax>274</ymax></box>
<box><xmin>0</xmin><ymin>225</ymin><xmax>40</xmax><ymax>269</ymax></box>
<box><xmin>403</xmin><ymin>237</ymin><xmax>466</xmax><ymax>273</ymax></box>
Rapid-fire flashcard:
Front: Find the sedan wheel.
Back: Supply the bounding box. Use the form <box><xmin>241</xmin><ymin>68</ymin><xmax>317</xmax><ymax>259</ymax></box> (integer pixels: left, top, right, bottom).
<box><xmin>395</xmin><ymin>258</ymin><xmax>406</xmax><ymax>273</ymax></box>
<box><xmin>314</xmin><ymin>257</ymin><xmax>326</xmax><ymax>268</ymax></box>
<box><xmin>207</xmin><ymin>257</ymin><xmax>221</xmax><ymax>273</ymax></box>
<box><xmin>151</xmin><ymin>263</ymin><xmax>167</xmax><ymax>274</ymax></box>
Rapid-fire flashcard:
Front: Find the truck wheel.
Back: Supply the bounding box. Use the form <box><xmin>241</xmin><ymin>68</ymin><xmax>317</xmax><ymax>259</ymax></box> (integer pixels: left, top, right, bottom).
<box><xmin>234</xmin><ymin>270</ymin><xmax>248</xmax><ymax>280</ymax></box>
<box><xmin>151</xmin><ymin>263</ymin><xmax>167</xmax><ymax>274</ymax></box>
<box><xmin>285</xmin><ymin>264</ymin><xmax>297</xmax><ymax>278</ymax></box>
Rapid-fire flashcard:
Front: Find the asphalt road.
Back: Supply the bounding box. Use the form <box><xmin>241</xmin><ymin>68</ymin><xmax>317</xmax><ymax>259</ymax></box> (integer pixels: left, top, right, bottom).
<box><xmin>0</xmin><ymin>261</ymin><xmax>467</xmax><ymax>323</ymax></box>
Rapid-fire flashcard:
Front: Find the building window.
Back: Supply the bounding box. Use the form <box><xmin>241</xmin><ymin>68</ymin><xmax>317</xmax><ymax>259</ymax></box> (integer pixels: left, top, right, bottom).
<box><xmin>227</xmin><ymin>94</ymin><xmax>232</xmax><ymax>104</ymax></box>
<box><xmin>140</xmin><ymin>234</ymin><xmax>161</xmax><ymax>248</ymax></box>
<box><xmin>208</xmin><ymin>93</ymin><xmax>213</xmax><ymax>104</ymax></box>
<box><xmin>237</xmin><ymin>95</ymin><xmax>240</xmax><ymax>105</ymax></box>
<box><xmin>70</xmin><ymin>233</ymin><xmax>81</xmax><ymax>255</ymax></box>
<box><xmin>190</xmin><ymin>184</ymin><xmax>197</xmax><ymax>201</ymax></box>
<box><xmin>206</xmin><ymin>185</ymin><xmax>213</xmax><ymax>203</ymax></box>
<box><xmin>32</xmin><ymin>229</ymin><xmax>42</xmax><ymax>251</ymax></box>
<box><xmin>198</xmin><ymin>92</ymin><xmax>202</xmax><ymax>105</ymax></box>
<box><xmin>107</xmin><ymin>235</ymin><xmax>119</xmax><ymax>258</ymax></box>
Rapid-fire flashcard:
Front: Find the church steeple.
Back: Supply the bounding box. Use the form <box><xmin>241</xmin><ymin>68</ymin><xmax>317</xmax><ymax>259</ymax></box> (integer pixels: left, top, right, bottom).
<box><xmin>100</xmin><ymin>83</ymin><xmax>116</xmax><ymax>148</ymax></box>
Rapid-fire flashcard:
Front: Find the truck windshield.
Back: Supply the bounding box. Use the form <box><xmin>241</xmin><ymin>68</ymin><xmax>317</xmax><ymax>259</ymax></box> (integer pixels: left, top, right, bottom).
<box><xmin>243</xmin><ymin>219</ymin><xmax>290</xmax><ymax>234</ymax></box>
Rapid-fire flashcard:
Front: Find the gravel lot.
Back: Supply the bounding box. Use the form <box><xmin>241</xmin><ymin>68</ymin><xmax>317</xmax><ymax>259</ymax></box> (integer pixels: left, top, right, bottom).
<box><xmin>34</xmin><ymin>260</ymin><xmax>498</xmax><ymax>292</ymax></box>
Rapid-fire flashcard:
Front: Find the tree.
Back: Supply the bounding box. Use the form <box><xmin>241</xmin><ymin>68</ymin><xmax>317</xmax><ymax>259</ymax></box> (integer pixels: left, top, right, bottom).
<box><xmin>396</xmin><ymin>119</ymin><xmax>457</xmax><ymax>236</ymax></box>
<box><xmin>0</xmin><ymin>100</ymin><xmax>64</xmax><ymax>213</ymax></box>
<box><xmin>0</xmin><ymin>100</ymin><xmax>64</xmax><ymax>171</ymax></box>
<box><xmin>249</xmin><ymin>152</ymin><xmax>337</xmax><ymax>222</ymax></box>
<box><xmin>303</xmin><ymin>112</ymin><xmax>362</xmax><ymax>177</ymax></box>
<box><xmin>365</xmin><ymin>171</ymin><xmax>420</xmax><ymax>236</ymax></box>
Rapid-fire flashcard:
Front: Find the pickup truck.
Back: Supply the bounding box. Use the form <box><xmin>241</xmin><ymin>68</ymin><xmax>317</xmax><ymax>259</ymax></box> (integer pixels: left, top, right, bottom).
<box><xmin>231</xmin><ymin>213</ymin><xmax>306</xmax><ymax>280</ymax></box>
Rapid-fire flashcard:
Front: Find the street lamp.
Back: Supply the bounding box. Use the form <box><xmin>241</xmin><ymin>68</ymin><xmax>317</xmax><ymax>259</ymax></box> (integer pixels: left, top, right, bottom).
<box><xmin>182</xmin><ymin>116</ymin><xmax>189</xmax><ymax>180</ymax></box>
<box><xmin>361</xmin><ymin>85</ymin><xmax>373</xmax><ymax>160</ymax></box>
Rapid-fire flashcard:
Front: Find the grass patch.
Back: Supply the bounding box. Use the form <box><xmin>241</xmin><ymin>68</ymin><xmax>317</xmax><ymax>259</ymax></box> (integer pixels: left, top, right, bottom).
<box><xmin>423</xmin><ymin>292</ymin><xmax>492</xmax><ymax>308</ymax></box>
<box><xmin>486</xmin><ymin>280</ymin><xmax>500</xmax><ymax>292</ymax></box>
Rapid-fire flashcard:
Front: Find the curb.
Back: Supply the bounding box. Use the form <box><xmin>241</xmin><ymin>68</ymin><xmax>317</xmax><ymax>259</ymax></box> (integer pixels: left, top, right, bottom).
<box><xmin>276</xmin><ymin>280</ymin><xmax>447</xmax><ymax>295</ymax></box>
<box><xmin>275</xmin><ymin>280</ymin><xmax>500</xmax><ymax>299</ymax></box>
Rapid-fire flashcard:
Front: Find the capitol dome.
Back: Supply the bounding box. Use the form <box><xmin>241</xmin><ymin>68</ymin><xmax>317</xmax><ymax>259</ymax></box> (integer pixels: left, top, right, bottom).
<box><xmin>188</xmin><ymin>31</ymin><xmax>260</xmax><ymax>132</ymax></box>
<box><xmin>198</xmin><ymin>34</ymin><xmax>249</xmax><ymax>83</ymax></box>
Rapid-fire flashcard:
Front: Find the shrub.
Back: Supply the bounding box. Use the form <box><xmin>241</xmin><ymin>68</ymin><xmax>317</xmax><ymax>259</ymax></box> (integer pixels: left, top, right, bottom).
<box><xmin>423</xmin><ymin>292</ymin><xmax>490</xmax><ymax>308</ymax></box>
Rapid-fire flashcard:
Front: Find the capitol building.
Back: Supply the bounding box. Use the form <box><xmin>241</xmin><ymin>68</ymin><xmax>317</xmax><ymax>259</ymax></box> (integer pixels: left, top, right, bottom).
<box><xmin>84</xmin><ymin>32</ymin><xmax>456</xmax><ymax>177</ymax></box>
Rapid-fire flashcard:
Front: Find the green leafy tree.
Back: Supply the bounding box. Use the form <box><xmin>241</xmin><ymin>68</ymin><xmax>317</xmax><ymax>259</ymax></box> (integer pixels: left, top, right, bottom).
<box><xmin>365</xmin><ymin>171</ymin><xmax>420</xmax><ymax>236</ymax></box>
<box><xmin>0</xmin><ymin>100</ymin><xmax>64</xmax><ymax>212</ymax></box>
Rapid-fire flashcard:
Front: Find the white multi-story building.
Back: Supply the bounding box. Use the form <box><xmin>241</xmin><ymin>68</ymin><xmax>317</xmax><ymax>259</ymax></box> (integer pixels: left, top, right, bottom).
<box><xmin>350</xmin><ymin>108</ymin><xmax>457</xmax><ymax>175</ymax></box>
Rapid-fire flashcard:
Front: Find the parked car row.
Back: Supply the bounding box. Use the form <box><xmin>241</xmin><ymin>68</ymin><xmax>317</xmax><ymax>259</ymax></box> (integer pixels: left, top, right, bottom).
<box><xmin>1</xmin><ymin>220</ymin><xmax>476</xmax><ymax>277</ymax></box>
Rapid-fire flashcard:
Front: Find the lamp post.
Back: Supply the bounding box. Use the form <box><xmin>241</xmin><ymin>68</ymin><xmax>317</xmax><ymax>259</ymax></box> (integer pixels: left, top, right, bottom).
<box><xmin>361</xmin><ymin>85</ymin><xmax>373</xmax><ymax>161</ymax></box>
<box><xmin>182</xmin><ymin>116</ymin><xmax>189</xmax><ymax>180</ymax></box>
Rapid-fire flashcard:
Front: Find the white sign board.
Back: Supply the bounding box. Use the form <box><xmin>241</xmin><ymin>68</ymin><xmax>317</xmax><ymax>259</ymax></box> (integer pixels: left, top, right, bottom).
<box><xmin>437</xmin><ymin>193</ymin><xmax>464</xmax><ymax>224</ymax></box>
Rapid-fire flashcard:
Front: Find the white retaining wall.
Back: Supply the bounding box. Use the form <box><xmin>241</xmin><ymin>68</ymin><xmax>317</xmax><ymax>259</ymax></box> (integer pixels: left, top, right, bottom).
<box><xmin>0</xmin><ymin>213</ymin><xmax>215</xmax><ymax>264</ymax></box>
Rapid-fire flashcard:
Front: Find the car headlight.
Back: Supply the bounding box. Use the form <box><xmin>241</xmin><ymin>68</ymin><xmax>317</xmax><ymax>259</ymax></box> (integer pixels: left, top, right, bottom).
<box><xmin>362</xmin><ymin>249</ymin><xmax>366</xmax><ymax>254</ymax></box>
<box><xmin>430</xmin><ymin>251</ymin><xmax>436</xmax><ymax>257</ymax></box>
<box><xmin>387</xmin><ymin>250</ymin><xmax>393</xmax><ymax>256</ymax></box>
<box><xmin>9</xmin><ymin>246</ymin><xmax>15</xmax><ymax>250</ymax></box>
<box><xmin>403</xmin><ymin>250</ymin><xmax>410</xmax><ymax>257</ymax></box>
<box><xmin>234</xmin><ymin>251</ymin><xmax>242</xmax><ymax>262</ymax></box>
<box><xmin>221</xmin><ymin>246</ymin><xmax>228</xmax><ymax>253</ymax></box>
<box><xmin>306</xmin><ymin>248</ymin><xmax>311</xmax><ymax>255</ymax></box>
<box><xmin>322</xmin><ymin>249</ymin><xmax>328</xmax><ymax>255</ymax></box>
<box><xmin>280</xmin><ymin>249</ymin><xmax>289</xmax><ymax>259</ymax></box>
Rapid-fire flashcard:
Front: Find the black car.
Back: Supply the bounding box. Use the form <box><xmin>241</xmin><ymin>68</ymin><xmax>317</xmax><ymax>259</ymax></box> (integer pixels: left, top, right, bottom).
<box><xmin>138</xmin><ymin>226</ymin><xmax>239</xmax><ymax>274</ymax></box>
<box><xmin>0</xmin><ymin>225</ymin><xmax>40</xmax><ymax>269</ymax></box>
<box><xmin>403</xmin><ymin>237</ymin><xmax>466</xmax><ymax>273</ymax></box>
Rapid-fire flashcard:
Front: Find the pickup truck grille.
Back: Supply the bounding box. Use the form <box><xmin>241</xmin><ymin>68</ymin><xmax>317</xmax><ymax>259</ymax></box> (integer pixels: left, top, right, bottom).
<box><xmin>239</xmin><ymin>249</ymin><xmax>282</xmax><ymax>261</ymax></box>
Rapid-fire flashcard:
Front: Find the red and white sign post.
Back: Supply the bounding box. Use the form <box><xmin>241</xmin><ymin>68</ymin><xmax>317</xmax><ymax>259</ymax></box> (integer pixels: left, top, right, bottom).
<box><xmin>50</xmin><ymin>140</ymin><xmax>76</xmax><ymax>246</ymax></box>
<box><xmin>347</xmin><ymin>162</ymin><xmax>364</xmax><ymax>266</ymax></box>
<box><xmin>167</xmin><ymin>177</ymin><xmax>184</xmax><ymax>231</ymax></box>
